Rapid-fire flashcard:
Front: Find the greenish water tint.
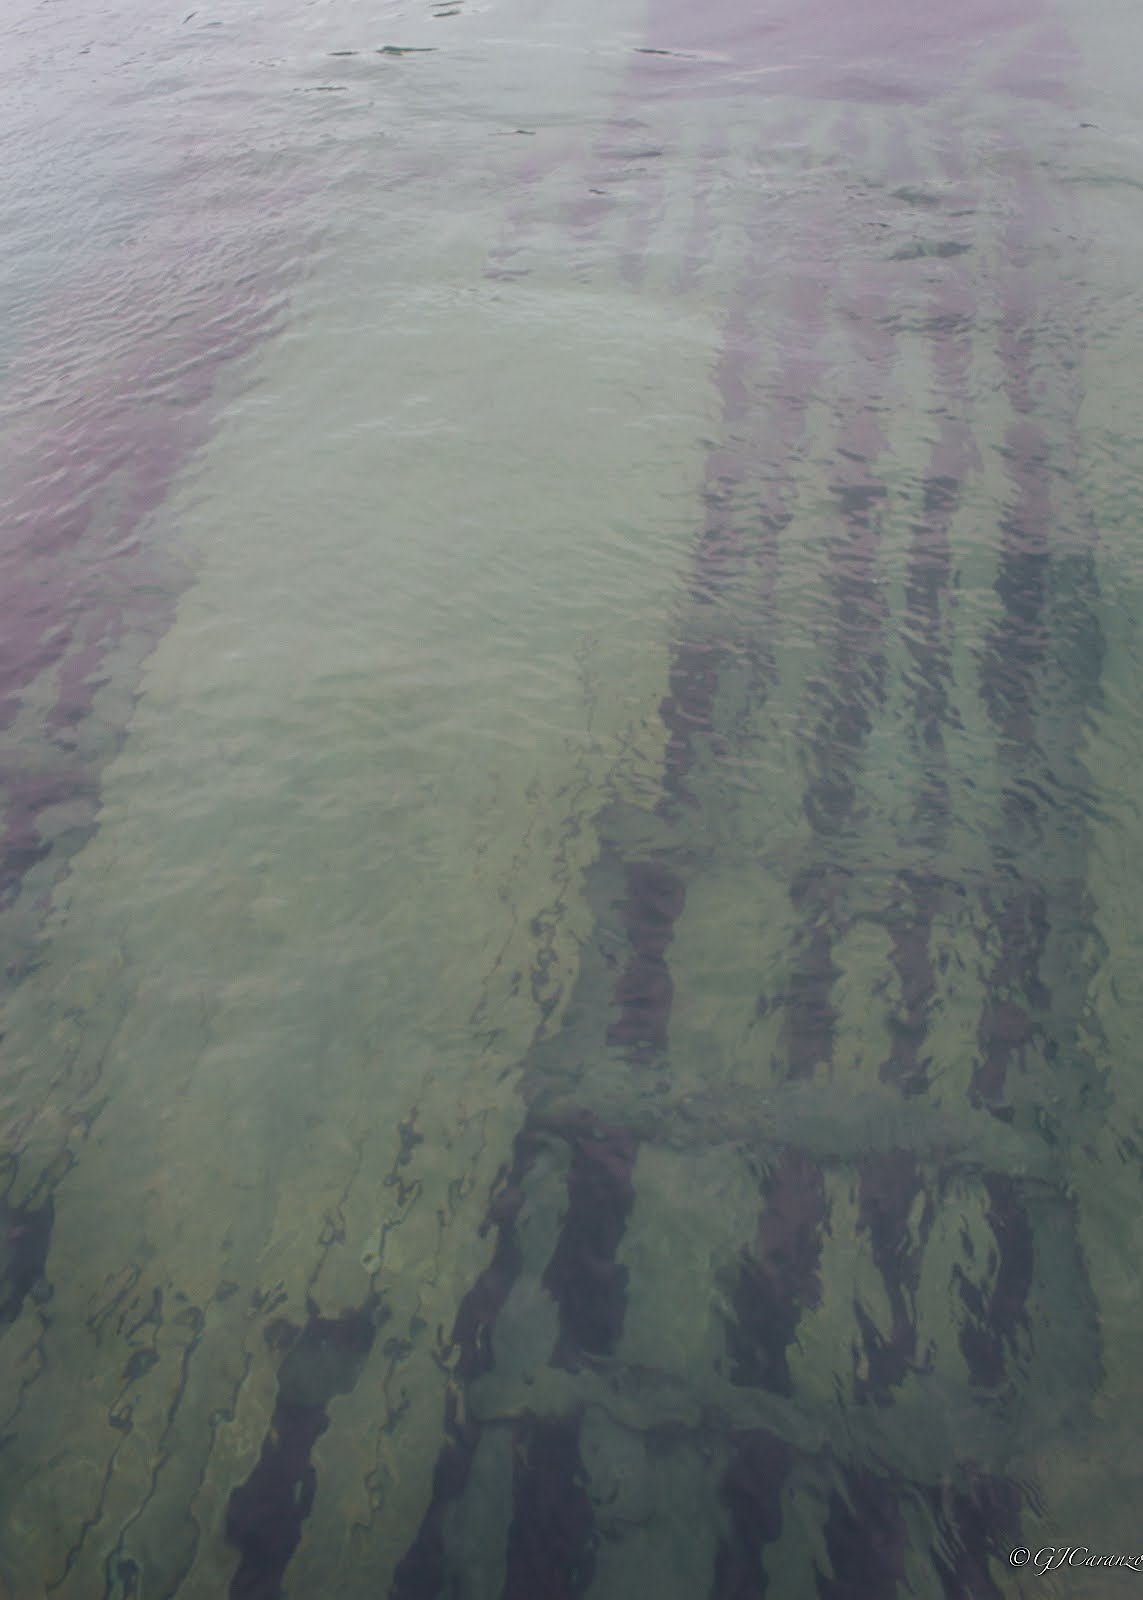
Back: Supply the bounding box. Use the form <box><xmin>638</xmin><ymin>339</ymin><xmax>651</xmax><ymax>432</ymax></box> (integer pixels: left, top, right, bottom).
<box><xmin>2</xmin><ymin>0</ymin><xmax>1143</xmax><ymax>1595</ymax></box>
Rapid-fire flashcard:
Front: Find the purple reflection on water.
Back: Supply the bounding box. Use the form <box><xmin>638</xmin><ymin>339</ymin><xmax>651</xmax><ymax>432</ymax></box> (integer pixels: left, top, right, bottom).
<box><xmin>0</xmin><ymin>264</ymin><xmax>289</xmax><ymax>912</ymax></box>
<box><xmin>632</xmin><ymin>0</ymin><xmax>1053</xmax><ymax>103</ymax></box>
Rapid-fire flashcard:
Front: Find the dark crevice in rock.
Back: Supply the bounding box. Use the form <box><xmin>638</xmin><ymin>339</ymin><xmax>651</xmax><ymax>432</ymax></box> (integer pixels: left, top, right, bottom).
<box><xmin>0</xmin><ymin>1193</ymin><xmax>53</xmax><ymax>1326</ymax></box>
<box><xmin>503</xmin><ymin>1414</ymin><xmax>597</xmax><ymax>1600</ymax></box>
<box><xmin>956</xmin><ymin>1173</ymin><xmax>1034</xmax><ymax>1388</ymax></box>
<box><xmin>710</xmin><ymin>1429</ymin><xmax>793</xmax><ymax>1600</ymax></box>
<box><xmin>817</xmin><ymin>1466</ymin><xmax>909</xmax><ymax>1600</ymax></box>
<box><xmin>389</xmin><ymin>1393</ymin><xmax>480</xmax><ymax>1600</ymax></box>
<box><xmin>536</xmin><ymin>1108</ymin><xmax>638</xmax><ymax>1366</ymax></box>
<box><xmin>225</xmin><ymin>1295</ymin><xmax>382</xmax><ymax>1600</ymax></box>
<box><xmin>451</xmin><ymin>1130</ymin><xmax>541</xmax><ymax>1382</ymax></box>
<box><xmin>726</xmin><ymin>1151</ymin><xmax>825</xmax><ymax>1395</ymax></box>
<box><xmin>930</xmin><ymin>1472</ymin><xmax>1024</xmax><ymax>1600</ymax></box>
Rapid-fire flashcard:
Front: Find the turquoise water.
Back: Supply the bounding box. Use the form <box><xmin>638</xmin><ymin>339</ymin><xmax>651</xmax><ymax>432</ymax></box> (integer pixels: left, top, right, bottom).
<box><xmin>2</xmin><ymin>0</ymin><xmax>1143</xmax><ymax>1595</ymax></box>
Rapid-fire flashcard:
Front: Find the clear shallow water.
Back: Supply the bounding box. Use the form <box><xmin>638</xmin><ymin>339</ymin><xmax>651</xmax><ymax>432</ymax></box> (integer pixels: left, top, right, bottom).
<box><xmin>2</xmin><ymin>0</ymin><xmax>1143</xmax><ymax>1596</ymax></box>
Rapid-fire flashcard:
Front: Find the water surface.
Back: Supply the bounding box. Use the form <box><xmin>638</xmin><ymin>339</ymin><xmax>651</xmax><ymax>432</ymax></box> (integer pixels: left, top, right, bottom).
<box><xmin>2</xmin><ymin>0</ymin><xmax>1143</xmax><ymax>1595</ymax></box>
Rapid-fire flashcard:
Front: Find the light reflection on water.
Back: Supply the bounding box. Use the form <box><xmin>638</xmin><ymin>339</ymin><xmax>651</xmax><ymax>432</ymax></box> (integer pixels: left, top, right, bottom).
<box><xmin>2</xmin><ymin>0</ymin><xmax>1143</xmax><ymax>1596</ymax></box>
